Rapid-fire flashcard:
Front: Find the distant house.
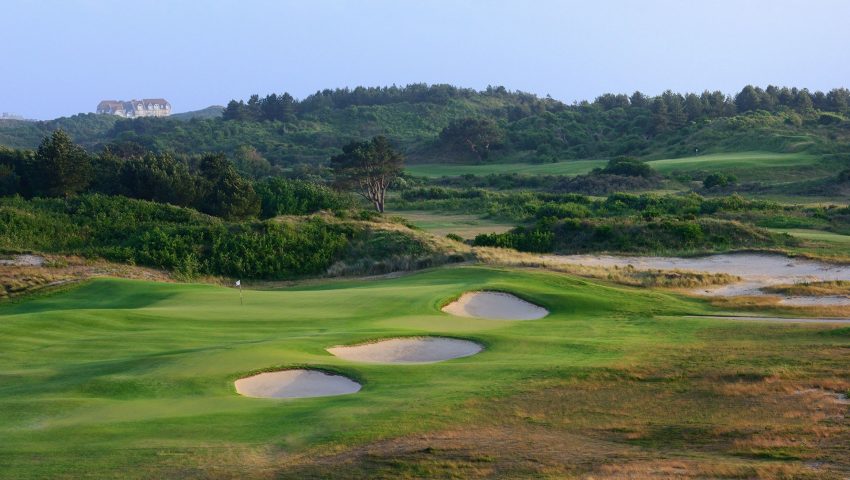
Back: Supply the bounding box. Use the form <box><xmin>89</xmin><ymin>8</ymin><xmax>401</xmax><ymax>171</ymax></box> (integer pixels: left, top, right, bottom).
<box><xmin>96</xmin><ymin>99</ymin><xmax>171</xmax><ymax>118</ymax></box>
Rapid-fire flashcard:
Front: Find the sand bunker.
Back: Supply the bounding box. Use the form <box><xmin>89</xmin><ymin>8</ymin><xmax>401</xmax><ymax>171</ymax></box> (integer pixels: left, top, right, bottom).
<box><xmin>546</xmin><ymin>253</ymin><xmax>850</xmax><ymax>306</ymax></box>
<box><xmin>234</xmin><ymin>369</ymin><xmax>361</xmax><ymax>399</ymax></box>
<box><xmin>328</xmin><ymin>337</ymin><xmax>482</xmax><ymax>364</ymax></box>
<box><xmin>442</xmin><ymin>291</ymin><xmax>549</xmax><ymax>320</ymax></box>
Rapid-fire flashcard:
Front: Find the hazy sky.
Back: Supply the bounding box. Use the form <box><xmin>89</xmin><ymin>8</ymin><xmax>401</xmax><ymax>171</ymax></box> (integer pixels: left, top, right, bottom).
<box><xmin>3</xmin><ymin>0</ymin><xmax>849</xmax><ymax>119</ymax></box>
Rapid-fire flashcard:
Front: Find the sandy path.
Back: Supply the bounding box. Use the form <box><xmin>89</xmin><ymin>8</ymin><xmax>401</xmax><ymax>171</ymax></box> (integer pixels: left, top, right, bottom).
<box><xmin>442</xmin><ymin>291</ymin><xmax>549</xmax><ymax>320</ymax></box>
<box><xmin>234</xmin><ymin>369</ymin><xmax>361</xmax><ymax>399</ymax></box>
<box><xmin>546</xmin><ymin>253</ymin><xmax>850</xmax><ymax>306</ymax></box>
<box><xmin>328</xmin><ymin>337</ymin><xmax>482</xmax><ymax>364</ymax></box>
<box><xmin>0</xmin><ymin>254</ymin><xmax>45</xmax><ymax>267</ymax></box>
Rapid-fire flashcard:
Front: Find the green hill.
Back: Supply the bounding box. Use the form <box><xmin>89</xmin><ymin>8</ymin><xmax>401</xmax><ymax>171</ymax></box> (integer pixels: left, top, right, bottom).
<box><xmin>0</xmin><ymin>84</ymin><xmax>847</xmax><ymax>168</ymax></box>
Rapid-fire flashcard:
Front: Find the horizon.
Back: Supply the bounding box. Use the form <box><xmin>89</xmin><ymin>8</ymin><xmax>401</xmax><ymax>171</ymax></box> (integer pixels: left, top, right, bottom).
<box><xmin>4</xmin><ymin>0</ymin><xmax>850</xmax><ymax>120</ymax></box>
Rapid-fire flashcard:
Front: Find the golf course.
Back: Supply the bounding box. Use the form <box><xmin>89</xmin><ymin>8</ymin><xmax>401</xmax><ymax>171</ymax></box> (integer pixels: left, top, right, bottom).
<box><xmin>3</xmin><ymin>5</ymin><xmax>850</xmax><ymax>476</ymax></box>
<box><xmin>2</xmin><ymin>266</ymin><xmax>849</xmax><ymax>478</ymax></box>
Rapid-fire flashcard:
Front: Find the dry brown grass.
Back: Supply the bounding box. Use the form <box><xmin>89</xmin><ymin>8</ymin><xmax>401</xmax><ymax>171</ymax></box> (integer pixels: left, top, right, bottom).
<box><xmin>0</xmin><ymin>254</ymin><xmax>178</xmax><ymax>301</ymax></box>
<box><xmin>706</xmin><ymin>295</ymin><xmax>850</xmax><ymax>318</ymax></box>
<box><xmin>763</xmin><ymin>281</ymin><xmax>850</xmax><ymax>297</ymax></box>
<box><xmin>268</xmin><ymin>332</ymin><xmax>850</xmax><ymax>480</ymax></box>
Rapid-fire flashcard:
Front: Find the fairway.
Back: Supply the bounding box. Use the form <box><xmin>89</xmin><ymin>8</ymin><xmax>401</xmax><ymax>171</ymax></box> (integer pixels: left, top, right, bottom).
<box><xmin>769</xmin><ymin>228</ymin><xmax>850</xmax><ymax>244</ymax></box>
<box><xmin>405</xmin><ymin>159</ymin><xmax>607</xmax><ymax>177</ymax></box>
<box><xmin>406</xmin><ymin>152</ymin><xmax>828</xmax><ymax>183</ymax></box>
<box><xmin>2</xmin><ymin>266</ymin><xmax>849</xmax><ymax>478</ymax></box>
<box><xmin>388</xmin><ymin>210</ymin><xmax>516</xmax><ymax>239</ymax></box>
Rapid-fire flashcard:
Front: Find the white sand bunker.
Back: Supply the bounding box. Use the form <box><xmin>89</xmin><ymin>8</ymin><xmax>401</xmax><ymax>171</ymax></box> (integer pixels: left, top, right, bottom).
<box><xmin>328</xmin><ymin>337</ymin><xmax>482</xmax><ymax>364</ymax></box>
<box><xmin>235</xmin><ymin>369</ymin><xmax>361</xmax><ymax>399</ymax></box>
<box><xmin>442</xmin><ymin>291</ymin><xmax>549</xmax><ymax>320</ymax></box>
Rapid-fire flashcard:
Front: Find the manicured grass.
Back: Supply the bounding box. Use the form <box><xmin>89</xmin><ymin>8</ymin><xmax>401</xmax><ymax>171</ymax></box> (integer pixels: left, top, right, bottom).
<box><xmin>388</xmin><ymin>210</ymin><xmax>516</xmax><ymax>239</ymax></box>
<box><xmin>769</xmin><ymin>228</ymin><xmax>850</xmax><ymax>244</ymax></box>
<box><xmin>407</xmin><ymin>151</ymin><xmax>828</xmax><ymax>184</ymax></box>
<box><xmin>405</xmin><ymin>159</ymin><xmax>607</xmax><ymax>177</ymax></box>
<box><xmin>1</xmin><ymin>266</ymin><xmax>849</xmax><ymax>478</ymax></box>
<box><xmin>769</xmin><ymin>228</ymin><xmax>850</xmax><ymax>262</ymax></box>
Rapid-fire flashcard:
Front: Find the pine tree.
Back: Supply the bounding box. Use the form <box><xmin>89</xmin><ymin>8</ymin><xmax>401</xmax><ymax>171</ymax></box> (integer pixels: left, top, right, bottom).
<box><xmin>32</xmin><ymin>130</ymin><xmax>92</xmax><ymax>197</ymax></box>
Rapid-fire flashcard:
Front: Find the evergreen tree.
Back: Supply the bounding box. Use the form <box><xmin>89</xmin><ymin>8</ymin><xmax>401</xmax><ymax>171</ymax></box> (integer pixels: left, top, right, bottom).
<box><xmin>197</xmin><ymin>154</ymin><xmax>260</xmax><ymax>219</ymax></box>
<box><xmin>31</xmin><ymin>130</ymin><xmax>92</xmax><ymax>197</ymax></box>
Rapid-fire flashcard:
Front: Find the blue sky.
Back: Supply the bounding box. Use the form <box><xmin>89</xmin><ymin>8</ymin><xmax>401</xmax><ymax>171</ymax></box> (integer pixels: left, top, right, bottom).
<box><xmin>3</xmin><ymin>0</ymin><xmax>849</xmax><ymax>119</ymax></box>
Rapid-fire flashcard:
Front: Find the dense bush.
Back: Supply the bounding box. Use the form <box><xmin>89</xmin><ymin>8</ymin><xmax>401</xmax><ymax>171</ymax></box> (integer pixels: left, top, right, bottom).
<box><xmin>255</xmin><ymin>177</ymin><xmax>353</xmax><ymax>218</ymax></box>
<box><xmin>0</xmin><ymin>195</ymin><xmax>349</xmax><ymax>279</ymax></box>
<box><xmin>474</xmin><ymin>217</ymin><xmax>792</xmax><ymax>254</ymax></box>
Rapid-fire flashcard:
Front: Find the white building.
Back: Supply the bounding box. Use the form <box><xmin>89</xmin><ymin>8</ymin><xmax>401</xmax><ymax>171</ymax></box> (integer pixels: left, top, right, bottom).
<box><xmin>97</xmin><ymin>99</ymin><xmax>171</xmax><ymax>118</ymax></box>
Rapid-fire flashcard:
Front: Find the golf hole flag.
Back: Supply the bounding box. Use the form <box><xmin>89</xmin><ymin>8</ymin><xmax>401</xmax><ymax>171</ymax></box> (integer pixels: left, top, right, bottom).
<box><xmin>235</xmin><ymin>280</ymin><xmax>241</xmax><ymax>287</ymax></box>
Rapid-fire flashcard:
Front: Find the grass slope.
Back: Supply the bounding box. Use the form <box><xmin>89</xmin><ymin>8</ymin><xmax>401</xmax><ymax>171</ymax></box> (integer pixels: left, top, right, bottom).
<box><xmin>1</xmin><ymin>267</ymin><xmax>849</xmax><ymax>478</ymax></box>
<box><xmin>387</xmin><ymin>210</ymin><xmax>516</xmax><ymax>239</ymax></box>
<box><xmin>407</xmin><ymin>152</ymin><xmax>829</xmax><ymax>184</ymax></box>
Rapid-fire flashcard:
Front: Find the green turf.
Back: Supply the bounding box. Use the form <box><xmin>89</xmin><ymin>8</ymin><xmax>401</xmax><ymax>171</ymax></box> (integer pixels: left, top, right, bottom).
<box><xmin>1</xmin><ymin>266</ymin><xmax>848</xmax><ymax>477</ymax></box>
<box><xmin>406</xmin><ymin>152</ymin><xmax>826</xmax><ymax>184</ymax></box>
<box><xmin>387</xmin><ymin>210</ymin><xmax>516</xmax><ymax>239</ymax></box>
<box><xmin>405</xmin><ymin>159</ymin><xmax>607</xmax><ymax>177</ymax></box>
<box><xmin>768</xmin><ymin>228</ymin><xmax>850</xmax><ymax>244</ymax></box>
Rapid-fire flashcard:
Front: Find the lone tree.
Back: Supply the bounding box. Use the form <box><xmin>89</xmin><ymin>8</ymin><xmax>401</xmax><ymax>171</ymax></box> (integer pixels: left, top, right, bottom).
<box><xmin>330</xmin><ymin>136</ymin><xmax>403</xmax><ymax>213</ymax></box>
<box><xmin>438</xmin><ymin>118</ymin><xmax>504</xmax><ymax>162</ymax></box>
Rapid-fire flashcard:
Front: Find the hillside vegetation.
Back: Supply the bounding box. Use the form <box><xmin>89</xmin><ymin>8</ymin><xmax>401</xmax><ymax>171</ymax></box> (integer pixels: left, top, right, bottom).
<box><xmin>1</xmin><ymin>84</ymin><xmax>848</xmax><ymax>168</ymax></box>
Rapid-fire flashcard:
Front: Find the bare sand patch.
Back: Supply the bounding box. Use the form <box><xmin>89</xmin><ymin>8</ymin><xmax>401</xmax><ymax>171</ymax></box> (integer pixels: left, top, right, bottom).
<box><xmin>0</xmin><ymin>254</ymin><xmax>44</xmax><ymax>267</ymax></box>
<box><xmin>235</xmin><ymin>369</ymin><xmax>361</xmax><ymax>399</ymax></box>
<box><xmin>442</xmin><ymin>291</ymin><xmax>548</xmax><ymax>320</ymax></box>
<box><xmin>547</xmin><ymin>253</ymin><xmax>850</xmax><ymax>306</ymax></box>
<box><xmin>328</xmin><ymin>337</ymin><xmax>482</xmax><ymax>364</ymax></box>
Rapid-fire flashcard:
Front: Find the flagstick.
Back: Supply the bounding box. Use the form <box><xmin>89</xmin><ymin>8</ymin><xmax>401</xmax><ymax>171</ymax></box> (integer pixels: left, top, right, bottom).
<box><xmin>239</xmin><ymin>281</ymin><xmax>243</xmax><ymax>305</ymax></box>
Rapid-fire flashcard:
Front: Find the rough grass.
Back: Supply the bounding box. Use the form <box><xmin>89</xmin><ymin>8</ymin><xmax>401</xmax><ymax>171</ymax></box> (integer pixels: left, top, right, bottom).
<box><xmin>0</xmin><ymin>255</ymin><xmax>176</xmax><ymax>300</ymax></box>
<box><xmin>763</xmin><ymin>280</ymin><xmax>850</xmax><ymax>297</ymax></box>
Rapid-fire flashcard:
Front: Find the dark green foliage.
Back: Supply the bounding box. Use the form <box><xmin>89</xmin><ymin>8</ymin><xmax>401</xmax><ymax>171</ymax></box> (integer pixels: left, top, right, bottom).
<box><xmin>330</xmin><ymin>136</ymin><xmax>403</xmax><ymax>212</ymax></box>
<box><xmin>116</xmin><ymin>152</ymin><xmax>198</xmax><ymax>206</ymax></box>
<box><xmin>232</xmin><ymin>146</ymin><xmax>276</xmax><ymax>178</ymax></box>
<box><xmin>255</xmin><ymin>177</ymin><xmax>352</xmax><ymax>218</ymax></box>
<box><xmin>473</xmin><ymin>227</ymin><xmax>555</xmax><ymax>252</ymax></box>
<box><xmin>703</xmin><ymin>173</ymin><xmax>737</xmax><ymax>189</ymax></box>
<box><xmin>474</xmin><ymin>217</ymin><xmax>788</xmax><ymax>254</ymax></box>
<box><xmin>30</xmin><ymin>130</ymin><xmax>92</xmax><ymax>197</ymax></box>
<box><xmin>196</xmin><ymin>154</ymin><xmax>260</xmax><ymax>219</ymax></box>
<box><xmin>4</xmin><ymin>84</ymin><xmax>847</xmax><ymax>168</ymax></box>
<box><xmin>437</xmin><ymin>117</ymin><xmax>505</xmax><ymax>161</ymax></box>
<box><xmin>0</xmin><ymin>195</ymin><xmax>349</xmax><ymax>279</ymax></box>
<box><xmin>599</xmin><ymin>157</ymin><xmax>654</xmax><ymax>177</ymax></box>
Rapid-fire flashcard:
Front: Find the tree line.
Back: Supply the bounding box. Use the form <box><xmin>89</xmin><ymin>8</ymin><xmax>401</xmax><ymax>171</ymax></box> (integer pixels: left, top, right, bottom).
<box><xmin>0</xmin><ymin>130</ymin><xmax>404</xmax><ymax>216</ymax></box>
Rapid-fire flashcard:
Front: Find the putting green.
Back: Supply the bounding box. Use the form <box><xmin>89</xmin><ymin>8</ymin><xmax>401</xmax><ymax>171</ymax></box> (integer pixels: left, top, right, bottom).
<box><xmin>0</xmin><ymin>266</ymin><xmax>846</xmax><ymax>477</ymax></box>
